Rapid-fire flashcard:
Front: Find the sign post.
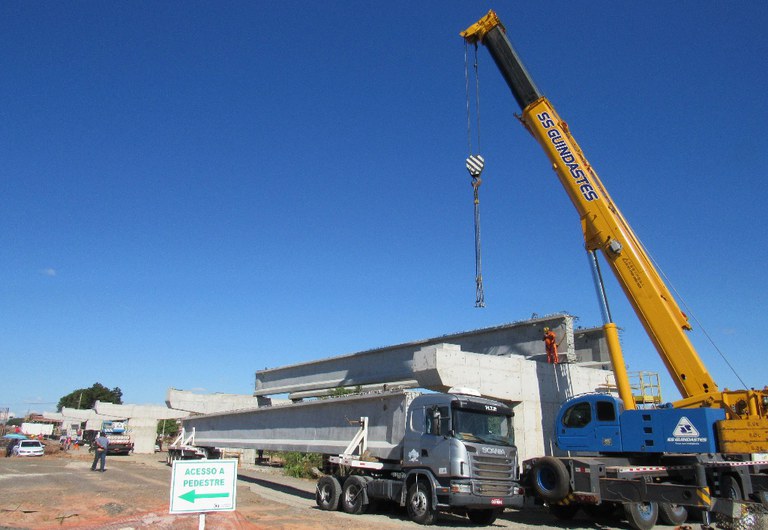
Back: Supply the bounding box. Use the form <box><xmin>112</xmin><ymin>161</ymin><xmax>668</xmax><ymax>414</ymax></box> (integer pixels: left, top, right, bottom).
<box><xmin>170</xmin><ymin>458</ymin><xmax>238</xmax><ymax>528</ymax></box>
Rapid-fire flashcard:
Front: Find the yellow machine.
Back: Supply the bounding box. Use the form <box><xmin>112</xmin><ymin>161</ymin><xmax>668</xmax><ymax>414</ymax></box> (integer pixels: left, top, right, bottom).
<box><xmin>462</xmin><ymin>11</ymin><xmax>768</xmax><ymax>453</ymax></box>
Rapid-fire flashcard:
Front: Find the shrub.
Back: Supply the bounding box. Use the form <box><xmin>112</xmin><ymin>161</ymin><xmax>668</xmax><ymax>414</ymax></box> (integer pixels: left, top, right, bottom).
<box><xmin>281</xmin><ymin>452</ymin><xmax>323</xmax><ymax>478</ymax></box>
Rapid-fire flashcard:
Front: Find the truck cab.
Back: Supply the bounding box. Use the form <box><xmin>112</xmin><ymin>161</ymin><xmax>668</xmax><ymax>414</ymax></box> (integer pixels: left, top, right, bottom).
<box><xmin>556</xmin><ymin>394</ymin><xmax>725</xmax><ymax>454</ymax></box>
<box><xmin>403</xmin><ymin>391</ymin><xmax>520</xmax><ymax>511</ymax></box>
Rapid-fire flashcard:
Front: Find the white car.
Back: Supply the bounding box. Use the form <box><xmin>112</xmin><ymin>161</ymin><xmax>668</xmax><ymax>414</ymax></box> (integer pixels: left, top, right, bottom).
<box><xmin>13</xmin><ymin>440</ymin><xmax>45</xmax><ymax>457</ymax></box>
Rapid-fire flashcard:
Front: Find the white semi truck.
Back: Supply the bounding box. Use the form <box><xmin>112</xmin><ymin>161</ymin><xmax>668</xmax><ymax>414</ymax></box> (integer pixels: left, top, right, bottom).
<box><xmin>178</xmin><ymin>388</ymin><xmax>522</xmax><ymax>525</ymax></box>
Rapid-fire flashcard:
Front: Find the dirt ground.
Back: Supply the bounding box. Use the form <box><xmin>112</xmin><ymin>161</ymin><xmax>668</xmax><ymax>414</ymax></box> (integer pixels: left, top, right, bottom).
<box><xmin>0</xmin><ymin>445</ymin><xmax>709</xmax><ymax>530</ymax></box>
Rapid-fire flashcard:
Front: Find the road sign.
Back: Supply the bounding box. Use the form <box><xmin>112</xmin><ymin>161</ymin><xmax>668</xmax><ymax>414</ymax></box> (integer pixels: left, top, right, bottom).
<box><xmin>169</xmin><ymin>459</ymin><xmax>238</xmax><ymax>514</ymax></box>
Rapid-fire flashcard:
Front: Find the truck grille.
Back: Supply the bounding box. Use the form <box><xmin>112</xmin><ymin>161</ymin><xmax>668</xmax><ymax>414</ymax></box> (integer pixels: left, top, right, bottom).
<box><xmin>470</xmin><ymin>453</ymin><xmax>517</xmax><ymax>496</ymax></box>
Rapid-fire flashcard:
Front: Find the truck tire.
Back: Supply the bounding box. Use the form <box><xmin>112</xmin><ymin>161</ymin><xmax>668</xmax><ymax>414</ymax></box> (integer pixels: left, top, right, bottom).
<box><xmin>530</xmin><ymin>457</ymin><xmax>570</xmax><ymax>502</ymax></box>
<box><xmin>341</xmin><ymin>475</ymin><xmax>369</xmax><ymax>515</ymax></box>
<box><xmin>316</xmin><ymin>476</ymin><xmax>342</xmax><ymax>511</ymax></box>
<box><xmin>720</xmin><ymin>474</ymin><xmax>743</xmax><ymax>500</ymax></box>
<box><xmin>623</xmin><ymin>501</ymin><xmax>658</xmax><ymax>530</ymax></box>
<box><xmin>467</xmin><ymin>508</ymin><xmax>501</xmax><ymax>525</ymax></box>
<box><xmin>659</xmin><ymin>503</ymin><xmax>688</xmax><ymax>525</ymax></box>
<box><xmin>407</xmin><ymin>482</ymin><xmax>437</xmax><ymax>525</ymax></box>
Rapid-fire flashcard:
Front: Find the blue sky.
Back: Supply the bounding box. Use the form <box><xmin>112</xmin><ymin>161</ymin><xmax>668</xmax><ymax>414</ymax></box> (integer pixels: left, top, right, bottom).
<box><xmin>2</xmin><ymin>2</ymin><xmax>767</xmax><ymax>417</ymax></box>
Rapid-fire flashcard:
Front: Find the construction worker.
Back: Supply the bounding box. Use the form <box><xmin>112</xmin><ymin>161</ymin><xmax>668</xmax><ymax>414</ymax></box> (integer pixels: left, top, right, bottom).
<box><xmin>543</xmin><ymin>327</ymin><xmax>558</xmax><ymax>364</ymax></box>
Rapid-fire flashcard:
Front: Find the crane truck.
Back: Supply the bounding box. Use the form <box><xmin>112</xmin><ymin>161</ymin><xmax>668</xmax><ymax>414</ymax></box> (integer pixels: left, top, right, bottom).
<box><xmin>179</xmin><ymin>388</ymin><xmax>521</xmax><ymax>525</ymax></box>
<box><xmin>462</xmin><ymin>10</ymin><xmax>768</xmax><ymax>530</ymax></box>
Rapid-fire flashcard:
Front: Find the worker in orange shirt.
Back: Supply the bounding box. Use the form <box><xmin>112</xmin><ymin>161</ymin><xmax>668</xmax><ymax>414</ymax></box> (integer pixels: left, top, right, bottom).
<box><xmin>543</xmin><ymin>327</ymin><xmax>558</xmax><ymax>364</ymax></box>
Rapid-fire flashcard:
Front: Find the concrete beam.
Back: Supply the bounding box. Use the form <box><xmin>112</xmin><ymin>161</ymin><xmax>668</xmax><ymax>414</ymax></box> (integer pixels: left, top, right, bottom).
<box><xmin>165</xmin><ymin>388</ymin><xmax>264</xmax><ymax>414</ymax></box>
<box><xmin>60</xmin><ymin>407</ymin><xmax>115</xmax><ymax>431</ymax></box>
<box><xmin>94</xmin><ymin>401</ymin><xmax>188</xmax><ymax>420</ymax></box>
<box><xmin>255</xmin><ymin>315</ymin><xmax>584</xmax><ymax>396</ymax></box>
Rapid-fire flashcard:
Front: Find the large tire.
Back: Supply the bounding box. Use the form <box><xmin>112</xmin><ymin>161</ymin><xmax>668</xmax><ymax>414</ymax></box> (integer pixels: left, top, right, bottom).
<box><xmin>340</xmin><ymin>475</ymin><xmax>368</xmax><ymax>515</ymax></box>
<box><xmin>659</xmin><ymin>502</ymin><xmax>688</xmax><ymax>525</ymax></box>
<box><xmin>720</xmin><ymin>474</ymin><xmax>743</xmax><ymax>500</ymax></box>
<box><xmin>530</xmin><ymin>457</ymin><xmax>570</xmax><ymax>502</ymax></box>
<box><xmin>623</xmin><ymin>501</ymin><xmax>659</xmax><ymax>530</ymax></box>
<box><xmin>407</xmin><ymin>482</ymin><xmax>437</xmax><ymax>525</ymax></box>
<box><xmin>316</xmin><ymin>475</ymin><xmax>342</xmax><ymax>511</ymax></box>
<box><xmin>715</xmin><ymin>474</ymin><xmax>745</xmax><ymax>529</ymax></box>
<box><xmin>467</xmin><ymin>508</ymin><xmax>502</xmax><ymax>525</ymax></box>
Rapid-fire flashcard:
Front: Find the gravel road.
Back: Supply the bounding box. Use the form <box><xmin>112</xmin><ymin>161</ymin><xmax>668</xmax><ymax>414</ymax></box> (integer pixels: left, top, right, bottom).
<box><xmin>0</xmin><ymin>448</ymin><xmax>704</xmax><ymax>529</ymax></box>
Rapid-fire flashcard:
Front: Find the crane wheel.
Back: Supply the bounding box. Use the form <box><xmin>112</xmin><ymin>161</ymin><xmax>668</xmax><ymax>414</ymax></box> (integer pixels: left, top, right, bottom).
<box><xmin>530</xmin><ymin>457</ymin><xmax>570</xmax><ymax>502</ymax></box>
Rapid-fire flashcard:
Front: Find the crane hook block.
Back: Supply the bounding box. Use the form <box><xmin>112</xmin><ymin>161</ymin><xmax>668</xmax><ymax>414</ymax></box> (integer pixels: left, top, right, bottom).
<box><xmin>466</xmin><ymin>154</ymin><xmax>485</xmax><ymax>178</ymax></box>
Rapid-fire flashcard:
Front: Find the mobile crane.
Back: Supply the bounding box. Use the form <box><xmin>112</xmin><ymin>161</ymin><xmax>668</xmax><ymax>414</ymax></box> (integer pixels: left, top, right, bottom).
<box><xmin>462</xmin><ymin>11</ymin><xmax>768</xmax><ymax>529</ymax></box>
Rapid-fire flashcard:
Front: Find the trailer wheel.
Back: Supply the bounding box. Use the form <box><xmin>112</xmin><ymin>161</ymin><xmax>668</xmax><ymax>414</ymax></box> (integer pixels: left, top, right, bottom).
<box><xmin>316</xmin><ymin>476</ymin><xmax>342</xmax><ymax>511</ymax></box>
<box><xmin>341</xmin><ymin>475</ymin><xmax>369</xmax><ymax>515</ymax></box>
<box><xmin>467</xmin><ymin>508</ymin><xmax>501</xmax><ymax>525</ymax></box>
<box><xmin>530</xmin><ymin>457</ymin><xmax>570</xmax><ymax>502</ymax></box>
<box><xmin>720</xmin><ymin>474</ymin><xmax>743</xmax><ymax>500</ymax></box>
<box><xmin>407</xmin><ymin>482</ymin><xmax>437</xmax><ymax>525</ymax></box>
<box><xmin>623</xmin><ymin>501</ymin><xmax>658</xmax><ymax>530</ymax></box>
<box><xmin>659</xmin><ymin>503</ymin><xmax>688</xmax><ymax>525</ymax></box>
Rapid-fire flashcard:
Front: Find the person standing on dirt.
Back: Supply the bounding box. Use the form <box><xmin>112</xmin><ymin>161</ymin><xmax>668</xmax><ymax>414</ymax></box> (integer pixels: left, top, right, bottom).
<box><xmin>91</xmin><ymin>432</ymin><xmax>109</xmax><ymax>472</ymax></box>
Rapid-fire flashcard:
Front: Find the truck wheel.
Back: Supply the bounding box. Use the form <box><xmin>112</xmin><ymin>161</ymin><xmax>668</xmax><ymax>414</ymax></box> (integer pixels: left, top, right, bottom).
<box><xmin>530</xmin><ymin>457</ymin><xmax>570</xmax><ymax>502</ymax></box>
<box><xmin>659</xmin><ymin>503</ymin><xmax>688</xmax><ymax>525</ymax></box>
<box><xmin>341</xmin><ymin>475</ymin><xmax>368</xmax><ymax>515</ymax></box>
<box><xmin>623</xmin><ymin>501</ymin><xmax>658</xmax><ymax>530</ymax></box>
<box><xmin>407</xmin><ymin>482</ymin><xmax>437</xmax><ymax>525</ymax></box>
<box><xmin>467</xmin><ymin>508</ymin><xmax>501</xmax><ymax>525</ymax></box>
<box><xmin>316</xmin><ymin>476</ymin><xmax>342</xmax><ymax>511</ymax></box>
<box><xmin>720</xmin><ymin>474</ymin><xmax>743</xmax><ymax>500</ymax></box>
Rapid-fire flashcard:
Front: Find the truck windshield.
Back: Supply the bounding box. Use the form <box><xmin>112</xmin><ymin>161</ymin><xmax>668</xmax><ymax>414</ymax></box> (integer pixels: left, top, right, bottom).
<box><xmin>452</xmin><ymin>409</ymin><xmax>514</xmax><ymax>446</ymax></box>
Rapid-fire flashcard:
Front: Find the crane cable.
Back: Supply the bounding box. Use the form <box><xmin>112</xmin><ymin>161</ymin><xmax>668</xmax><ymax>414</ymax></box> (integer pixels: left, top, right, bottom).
<box><xmin>465</xmin><ymin>42</ymin><xmax>485</xmax><ymax>308</ymax></box>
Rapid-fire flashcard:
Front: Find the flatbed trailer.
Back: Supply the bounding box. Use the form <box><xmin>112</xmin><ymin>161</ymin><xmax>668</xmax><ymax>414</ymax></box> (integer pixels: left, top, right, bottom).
<box><xmin>176</xmin><ymin>389</ymin><xmax>522</xmax><ymax>526</ymax></box>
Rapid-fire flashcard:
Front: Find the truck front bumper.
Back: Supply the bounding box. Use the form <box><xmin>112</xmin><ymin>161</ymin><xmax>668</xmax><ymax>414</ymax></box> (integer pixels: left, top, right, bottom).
<box><xmin>437</xmin><ymin>481</ymin><xmax>524</xmax><ymax>510</ymax></box>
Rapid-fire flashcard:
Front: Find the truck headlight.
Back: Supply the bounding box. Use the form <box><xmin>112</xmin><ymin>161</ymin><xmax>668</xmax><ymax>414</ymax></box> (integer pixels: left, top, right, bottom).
<box><xmin>450</xmin><ymin>482</ymin><xmax>472</xmax><ymax>494</ymax></box>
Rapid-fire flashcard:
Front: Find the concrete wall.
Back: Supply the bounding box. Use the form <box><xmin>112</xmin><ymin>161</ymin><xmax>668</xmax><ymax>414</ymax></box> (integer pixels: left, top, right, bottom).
<box><xmin>412</xmin><ymin>344</ymin><xmax>613</xmax><ymax>461</ymax></box>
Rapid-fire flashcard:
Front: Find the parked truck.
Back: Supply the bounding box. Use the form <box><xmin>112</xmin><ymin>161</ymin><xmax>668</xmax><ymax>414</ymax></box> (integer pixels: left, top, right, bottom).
<box><xmin>88</xmin><ymin>420</ymin><xmax>134</xmax><ymax>455</ymax></box>
<box><xmin>180</xmin><ymin>388</ymin><xmax>522</xmax><ymax>525</ymax></box>
<box><xmin>461</xmin><ymin>11</ymin><xmax>768</xmax><ymax>529</ymax></box>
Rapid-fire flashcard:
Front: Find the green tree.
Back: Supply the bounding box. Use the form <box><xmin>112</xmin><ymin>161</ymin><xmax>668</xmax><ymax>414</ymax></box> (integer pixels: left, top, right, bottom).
<box><xmin>57</xmin><ymin>382</ymin><xmax>123</xmax><ymax>411</ymax></box>
<box><xmin>157</xmin><ymin>419</ymin><xmax>180</xmax><ymax>438</ymax></box>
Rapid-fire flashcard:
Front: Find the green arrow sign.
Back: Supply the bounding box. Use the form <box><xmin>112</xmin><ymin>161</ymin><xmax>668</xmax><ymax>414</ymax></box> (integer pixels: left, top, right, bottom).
<box><xmin>179</xmin><ymin>489</ymin><xmax>231</xmax><ymax>504</ymax></box>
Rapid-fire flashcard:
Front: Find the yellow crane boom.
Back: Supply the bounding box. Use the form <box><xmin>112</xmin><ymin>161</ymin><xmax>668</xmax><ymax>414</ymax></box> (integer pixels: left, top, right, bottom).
<box><xmin>462</xmin><ymin>10</ymin><xmax>768</xmax><ymax>452</ymax></box>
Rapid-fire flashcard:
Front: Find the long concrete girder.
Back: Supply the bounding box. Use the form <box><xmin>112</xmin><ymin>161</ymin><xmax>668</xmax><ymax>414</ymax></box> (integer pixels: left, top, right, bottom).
<box><xmin>57</xmin><ymin>407</ymin><xmax>115</xmax><ymax>431</ymax></box>
<box><xmin>94</xmin><ymin>401</ymin><xmax>188</xmax><ymax>421</ymax></box>
<box><xmin>176</xmin><ymin>344</ymin><xmax>613</xmax><ymax>462</ymax></box>
<box><xmin>255</xmin><ymin>315</ymin><xmax>582</xmax><ymax>397</ymax></box>
<box><xmin>165</xmin><ymin>388</ymin><xmax>264</xmax><ymax>414</ymax></box>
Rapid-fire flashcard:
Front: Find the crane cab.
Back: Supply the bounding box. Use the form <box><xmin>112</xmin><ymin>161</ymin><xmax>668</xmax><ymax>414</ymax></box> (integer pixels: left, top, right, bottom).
<box><xmin>556</xmin><ymin>394</ymin><xmax>725</xmax><ymax>454</ymax></box>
